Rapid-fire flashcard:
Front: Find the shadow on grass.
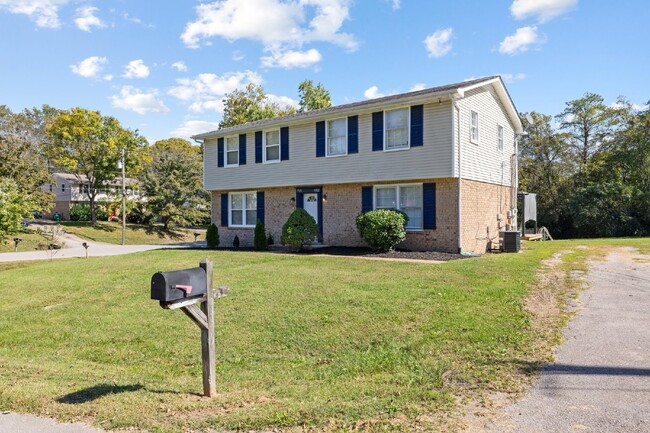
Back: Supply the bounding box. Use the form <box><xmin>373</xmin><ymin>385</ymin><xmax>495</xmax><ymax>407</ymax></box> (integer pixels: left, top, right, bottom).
<box><xmin>57</xmin><ymin>383</ymin><xmax>144</xmax><ymax>404</ymax></box>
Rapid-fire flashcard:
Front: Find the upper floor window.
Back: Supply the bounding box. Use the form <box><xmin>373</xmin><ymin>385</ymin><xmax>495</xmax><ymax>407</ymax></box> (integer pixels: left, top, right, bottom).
<box><xmin>497</xmin><ymin>125</ymin><xmax>504</xmax><ymax>152</ymax></box>
<box><xmin>49</xmin><ymin>184</ymin><xmax>53</xmax><ymax>192</ymax></box>
<box><xmin>327</xmin><ymin>118</ymin><xmax>347</xmax><ymax>156</ymax></box>
<box><xmin>385</xmin><ymin>108</ymin><xmax>409</xmax><ymax>150</ymax></box>
<box><xmin>229</xmin><ymin>191</ymin><xmax>257</xmax><ymax>227</ymax></box>
<box><xmin>374</xmin><ymin>184</ymin><xmax>423</xmax><ymax>230</ymax></box>
<box><xmin>225</xmin><ymin>136</ymin><xmax>239</xmax><ymax>167</ymax></box>
<box><xmin>61</xmin><ymin>184</ymin><xmax>66</xmax><ymax>193</ymax></box>
<box><xmin>264</xmin><ymin>130</ymin><xmax>280</xmax><ymax>163</ymax></box>
<box><xmin>470</xmin><ymin>110</ymin><xmax>479</xmax><ymax>144</ymax></box>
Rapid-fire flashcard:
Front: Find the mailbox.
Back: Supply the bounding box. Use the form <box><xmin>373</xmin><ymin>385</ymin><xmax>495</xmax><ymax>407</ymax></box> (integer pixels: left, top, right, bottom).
<box><xmin>151</xmin><ymin>267</ymin><xmax>207</xmax><ymax>303</ymax></box>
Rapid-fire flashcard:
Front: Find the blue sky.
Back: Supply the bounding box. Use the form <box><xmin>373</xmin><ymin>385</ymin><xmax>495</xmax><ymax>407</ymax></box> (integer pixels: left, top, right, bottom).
<box><xmin>1</xmin><ymin>0</ymin><xmax>648</xmax><ymax>143</ymax></box>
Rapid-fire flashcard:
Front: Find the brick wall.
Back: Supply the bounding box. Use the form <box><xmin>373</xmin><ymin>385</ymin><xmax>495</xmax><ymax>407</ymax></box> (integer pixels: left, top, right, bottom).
<box><xmin>460</xmin><ymin>178</ymin><xmax>512</xmax><ymax>253</ymax></box>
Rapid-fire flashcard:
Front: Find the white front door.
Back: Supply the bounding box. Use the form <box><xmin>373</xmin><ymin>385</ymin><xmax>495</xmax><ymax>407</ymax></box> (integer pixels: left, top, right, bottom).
<box><xmin>303</xmin><ymin>193</ymin><xmax>319</xmax><ymax>226</ymax></box>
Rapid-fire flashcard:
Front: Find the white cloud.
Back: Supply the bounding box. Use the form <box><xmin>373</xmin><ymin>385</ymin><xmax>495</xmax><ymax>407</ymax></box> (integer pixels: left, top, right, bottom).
<box><xmin>171</xmin><ymin>61</ymin><xmax>188</xmax><ymax>72</ymax></box>
<box><xmin>423</xmin><ymin>28</ymin><xmax>453</xmax><ymax>58</ymax></box>
<box><xmin>74</xmin><ymin>6</ymin><xmax>105</xmax><ymax>32</ymax></box>
<box><xmin>500</xmin><ymin>73</ymin><xmax>526</xmax><ymax>83</ymax></box>
<box><xmin>511</xmin><ymin>0</ymin><xmax>577</xmax><ymax>23</ymax></box>
<box><xmin>123</xmin><ymin>59</ymin><xmax>150</xmax><ymax>79</ymax></box>
<box><xmin>181</xmin><ymin>0</ymin><xmax>358</xmax><ymax>52</ymax></box>
<box><xmin>70</xmin><ymin>56</ymin><xmax>107</xmax><ymax>78</ymax></box>
<box><xmin>0</xmin><ymin>0</ymin><xmax>71</xmax><ymax>28</ymax></box>
<box><xmin>391</xmin><ymin>0</ymin><xmax>401</xmax><ymax>10</ymax></box>
<box><xmin>110</xmin><ymin>86</ymin><xmax>169</xmax><ymax>114</ymax></box>
<box><xmin>364</xmin><ymin>86</ymin><xmax>385</xmax><ymax>99</ymax></box>
<box><xmin>410</xmin><ymin>83</ymin><xmax>426</xmax><ymax>91</ymax></box>
<box><xmin>103</xmin><ymin>74</ymin><xmax>113</xmax><ymax>81</ymax></box>
<box><xmin>170</xmin><ymin>120</ymin><xmax>221</xmax><ymax>138</ymax></box>
<box><xmin>261</xmin><ymin>48</ymin><xmax>322</xmax><ymax>69</ymax></box>
<box><xmin>499</xmin><ymin>26</ymin><xmax>543</xmax><ymax>55</ymax></box>
<box><xmin>266</xmin><ymin>93</ymin><xmax>299</xmax><ymax>109</ymax></box>
<box><xmin>168</xmin><ymin>70</ymin><xmax>262</xmax><ymax>113</ymax></box>
<box><xmin>610</xmin><ymin>101</ymin><xmax>648</xmax><ymax>112</ymax></box>
<box><xmin>232</xmin><ymin>51</ymin><xmax>245</xmax><ymax>61</ymax></box>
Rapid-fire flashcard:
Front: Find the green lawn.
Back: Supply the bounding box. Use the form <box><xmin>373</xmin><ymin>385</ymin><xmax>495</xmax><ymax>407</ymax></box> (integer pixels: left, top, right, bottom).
<box><xmin>59</xmin><ymin>221</ymin><xmax>205</xmax><ymax>245</ymax></box>
<box><xmin>1</xmin><ymin>238</ymin><xmax>647</xmax><ymax>432</ymax></box>
<box><xmin>0</xmin><ymin>228</ymin><xmax>52</xmax><ymax>253</ymax></box>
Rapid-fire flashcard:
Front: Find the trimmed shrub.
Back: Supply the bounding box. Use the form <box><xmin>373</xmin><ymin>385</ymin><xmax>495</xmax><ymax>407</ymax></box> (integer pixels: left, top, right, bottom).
<box><xmin>281</xmin><ymin>208</ymin><xmax>319</xmax><ymax>251</ymax></box>
<box><xmin>233</xmin><ymin>235</ymin><xmax>240</xmax><ymax>249</ymax></box>
<box><xmin>206</xmin><ymin>223</ymin><xmax>219</xmax><ymax>249</ymax></box>
<box><xmin>70</xmin><ymin>204</ymin><xmax>91</xmax><ymax>221</ymax></box>
<box><xmin>254</xmin><ymin>220</ymin><xmax>268</xmax><ymax>251</ymax></box>
<box><xmin>356</xmin><ymin>209</ymin><xmax>408</xmax><ymax>253</ymax></box>
<box><xmin>267</xmin><ymin>233</ymin><xmax>274</xmax><ymax>246</ymax></box>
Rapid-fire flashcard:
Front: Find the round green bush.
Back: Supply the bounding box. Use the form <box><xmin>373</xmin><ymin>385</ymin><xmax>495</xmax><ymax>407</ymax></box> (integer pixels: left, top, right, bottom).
<box><xmin>281</xmin><ymin>208</ymin><xmax>319</xmax><ymax>250</ymax></box>
<box><xmin>356</xmin><ymin>209</ymin><xmax>408</xmax><ymax>252</ymax></box>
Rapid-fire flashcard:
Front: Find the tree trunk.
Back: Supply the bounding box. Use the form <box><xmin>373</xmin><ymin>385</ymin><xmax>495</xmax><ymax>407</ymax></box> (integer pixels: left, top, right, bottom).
<box><xmin>89</xmin><ymin>195</ymin><xmax>97</xmax><ymax>226</ymax></box>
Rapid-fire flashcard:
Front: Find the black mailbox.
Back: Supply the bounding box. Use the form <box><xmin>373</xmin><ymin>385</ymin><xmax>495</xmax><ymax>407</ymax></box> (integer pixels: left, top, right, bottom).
<box><xmin>151</xmin><ymin>267</ymin><xmax>207</xmax><ymax>303</ymax></box>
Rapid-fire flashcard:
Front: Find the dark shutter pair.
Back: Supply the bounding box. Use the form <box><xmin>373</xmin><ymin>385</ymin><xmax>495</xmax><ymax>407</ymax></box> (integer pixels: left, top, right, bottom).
<box><xmin>372</xmin><ymin>105</ymin><xmax>424</xmax><ymax>151</ymax></box>
<box><xmin>315</xmin><ymin>116</ymin><xmax>359</xmax><ymax>157</ymax></box>
<box><xmin>360</xmin><ymin>182</ymin><xmax>436</xmax><ymax>229</ymax></box>
<box><xmin>255</xmin><ymin>127</ymin><xmax>290</xmax><ymax>163</ymax></box>
<box><xmin>220</xmin><ymin>191</ymin><xmax>265</xmax><ymax>227</ymax></box>
<box><xmin>217</xmin><ymin>134</ymin><xmax>247</xmax><ymax>167</ymax></box>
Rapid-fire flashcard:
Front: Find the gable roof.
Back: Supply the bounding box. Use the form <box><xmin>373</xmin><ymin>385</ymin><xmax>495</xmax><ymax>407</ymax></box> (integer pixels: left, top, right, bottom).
<box><xmin>192</xmin><ymin>76</ymin><xmax>523</xmax><ymax>140</ymax></box>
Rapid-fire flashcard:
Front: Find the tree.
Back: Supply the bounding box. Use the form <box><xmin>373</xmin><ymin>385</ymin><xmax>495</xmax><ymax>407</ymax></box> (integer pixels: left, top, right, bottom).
<box><xmin>298</xmin><ymin>79</ymin><xmax>332</xmax><ymax>112</ymax></box>
<box><xmin>45</xmin><ymin>108</ymin><xmax>147</xmax><ymax>225</ymax></box>
<box><xmin>139</xmin><ymin>138</ymin><xmax>209</xmax><ymax>229</ymax></box>
<box><xmin>0</xmin><ymin>178</ymin><xmax>34</xmax><ymax>242</ymax></box>
<box><xmin>219</xmin><ymin>83</ymin><xmax>296</xmax><ymax>129</ymax></box>
<box><xmin>0</xmin><ymin>105</ymin><xmax>57</xmax><ymax>213</ymax></box>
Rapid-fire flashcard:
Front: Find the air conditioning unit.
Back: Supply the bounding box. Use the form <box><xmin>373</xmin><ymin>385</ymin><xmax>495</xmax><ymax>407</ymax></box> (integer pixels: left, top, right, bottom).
<box><xmin>500</xmin><ymin>231</ymin><xmax>520</xmax><ymax>253</ymax></box>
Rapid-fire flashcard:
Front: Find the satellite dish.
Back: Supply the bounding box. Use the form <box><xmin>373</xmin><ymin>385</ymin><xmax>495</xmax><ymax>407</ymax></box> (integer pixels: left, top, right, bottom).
<box><xmin>525</xmin><ymin>113</ymin><xmax>534</xmax><ymax>124</ymax></box>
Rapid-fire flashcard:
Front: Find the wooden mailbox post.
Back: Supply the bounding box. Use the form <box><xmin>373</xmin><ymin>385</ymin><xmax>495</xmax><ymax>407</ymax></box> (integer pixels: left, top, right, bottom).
<box><xmin>153</xmin><ymin>258</ymin><xmax>227</xmax><ymax>398</ymax></box>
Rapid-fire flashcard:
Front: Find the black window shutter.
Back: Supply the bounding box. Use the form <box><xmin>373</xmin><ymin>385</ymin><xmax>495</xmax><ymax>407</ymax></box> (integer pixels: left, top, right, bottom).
<box><xmin>239</xmin><ymin>134</ymin><xmax>247</xmax><ymax>165</ymax></box>
<box><xmin>411</xmin><ymin>105</ymin><xmax>424</xmax><ymax>147</ymax></box>
<box><xmin>217</xmin><ymin>138</ymin><xmax>224</xmax><ymax>167</ymax></box>
<box><xmin>296</xmin><ymin>190</ymin><xmax>304</xmax><ymax>209</ymax></box>
<box><xmin>316</xmin><ymin>121</ymin><xmax>326</xmax><ymax>157</ymax></box>
<box><xmin>280</xmin><ymin>127</ymin><xmax>289</xmax><ymax>161</ymax></box>
<box><xmin>256</xmin><ymin>191</ymin><xmax>265</xmax><ymax>225</ymax></box>
<box><xmin>423</xmin><ymin>183</ymin><xmax>436</xmax><ymax>229</ymax></box>
<box><xmin>220</xmin><ymin>193</ymin><xmax>229</xmax><ymax>227</ymax></box>
<box><xmin>361</xmin><ymin>186</ymin><xmax>373</xmax><ymax>213</ymax></box>
<box><xmin>348</xmin><ymin>115</ymin><xmax>358</xmax><ymax>154</ymax></box>
<box><xmin>372</xmin><ymin>111</ymin><xmax>383</xmax><ymax>151</ymax></box>
<box><xmin>255</xmin><ymin>131</ymin><xmax>263</xmax><ymax>164</ymax></box>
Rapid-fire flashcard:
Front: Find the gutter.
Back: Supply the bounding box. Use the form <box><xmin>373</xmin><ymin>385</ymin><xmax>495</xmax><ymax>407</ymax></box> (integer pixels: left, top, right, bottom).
<box><xmin>449</xmin><ymin>92</ymin><xmax>463</xmax><ymax>254</ymax></box>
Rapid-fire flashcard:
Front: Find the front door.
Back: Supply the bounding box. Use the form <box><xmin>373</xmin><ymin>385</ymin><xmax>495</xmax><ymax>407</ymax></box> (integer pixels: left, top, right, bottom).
<box><xmin>303</xmin><ymin>193</ymin><xmax>319</xmax><ymax>227</ymax></box>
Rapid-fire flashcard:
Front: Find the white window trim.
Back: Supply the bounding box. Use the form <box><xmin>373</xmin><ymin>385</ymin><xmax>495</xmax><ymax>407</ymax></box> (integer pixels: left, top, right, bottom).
<box><xmin>228</xmin><ymin>191</ymin><xmax>256</xmax><ymax>228</ymax></box>
<box><xmin>326</xmin><ymin>117</ymin><xmax>348</xmax><ymax>158</ymax></box>
<box><xmin>263</xmin><ymin>129</ymin><xmax>281</xmax><ymax>164</ymax></box>
<box><xmin>384</xmin><ymin>107</ymin><xmax>411</xmax><ymax>152</ymax></box>
<box><xmin>497</xmin><ymin>124</ymin><xmax>504</xmax><ymax>153</ymax></box>
<box><xmin>373</xmin><ymin>183</ymin><xmax>423</xmax><ymax>231</ymax></box>
<box><xmin>224</xmin><ymin>136</ymin><xmax>239</xmax><ymax>168</ymax></box>
<box><xmin>470</xmin><ymin>110</ymin><xmax>480</xmax><ymax>145</ymax></box>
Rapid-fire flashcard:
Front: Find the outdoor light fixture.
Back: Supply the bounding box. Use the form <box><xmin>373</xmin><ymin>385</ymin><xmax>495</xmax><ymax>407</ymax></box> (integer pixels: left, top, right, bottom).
<box><xmin>323</xmin><ymin>194</ymin><xmax>328</xmax><ymax>202</ymax></box>
<box><xmin>290</xmin><ymin>197</ymin><xmax>296</xmax><ymax>205</ymax></box>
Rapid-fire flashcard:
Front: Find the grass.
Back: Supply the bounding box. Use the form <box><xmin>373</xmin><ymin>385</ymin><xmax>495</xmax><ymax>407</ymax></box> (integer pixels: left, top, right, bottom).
<box><xmin>0</xmin><ymin>238</ymin><xmax>648</xmax><ymax>432</ymax></box>
<box><xmin>0</xmin><ymin>228</ymin><xmax>52</xmax><ymax>253</ymax></box>
<box><xmin>59</xmin><ymin>221</ymin><xmax>205</xmax><ymax>245</ymax></box>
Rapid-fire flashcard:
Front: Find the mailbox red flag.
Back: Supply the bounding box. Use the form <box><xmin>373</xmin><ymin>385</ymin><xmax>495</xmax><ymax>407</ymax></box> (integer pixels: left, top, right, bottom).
<box><xmin>175</xmin><ymin>285</ymin><xmax>193</xmax><ymax>294</ymax></box>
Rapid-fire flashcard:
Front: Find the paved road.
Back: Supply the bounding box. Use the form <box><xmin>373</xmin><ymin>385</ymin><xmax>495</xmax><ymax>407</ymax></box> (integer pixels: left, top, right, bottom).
<box><xmin>0</xmin><ymin>412</ymin><xmax>101</xmax><ymax>433</ymax></box>
<box><xmin>488</xmin><ymin>247</ymin><xmax>650</xmax><ymax>432</ymax></box>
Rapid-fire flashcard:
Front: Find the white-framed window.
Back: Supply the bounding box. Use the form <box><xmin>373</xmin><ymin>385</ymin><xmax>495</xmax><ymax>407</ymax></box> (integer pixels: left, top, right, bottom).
<box><xmin>497</xmin><ymin>125</ymin><xmax>504</xmax><ymax>152</ymax></box>
<box><xmin>225</xmin><ymin>136</ymin><xmax>239</xmax><ymax>167</ymax></box>
<box><xmin>327</xmin><ymin>118</ymin><xmax>347</xmax><ymax>156</ymax></box>
<box><xmin>470</xmin><ymin>110</ymin><xmax>479</xmax><ymax>144</ymax></box>
<box><xmin>264</xmin><ymin>129</ymin><xmax>280</xmax><ymax>163</ymax></box>
<box><xmin>374</xmin><ymin>184</ymin><xmax>423</xmax><ymax>231</ymax></box>
<box><xmin>385</xmin><ymin>107</ymin><xmax>409</xmax><ymax>151</ymax></box>
<box><xmin>229</xmin><ymin>191</ymin><xmax>257</xmax><ymax>227</ymax></box>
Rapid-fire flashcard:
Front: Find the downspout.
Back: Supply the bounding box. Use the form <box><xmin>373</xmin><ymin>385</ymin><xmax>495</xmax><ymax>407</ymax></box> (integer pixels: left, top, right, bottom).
<box><xmin>450</xmin><ymin>93</ymin><xmax>463</xmax><ymax>254</ymax></box>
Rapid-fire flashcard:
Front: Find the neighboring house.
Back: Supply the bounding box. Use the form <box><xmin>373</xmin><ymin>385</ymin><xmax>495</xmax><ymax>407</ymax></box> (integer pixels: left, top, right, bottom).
<box><xmin>41</xmin><ymin>173</ymin><xmax>143</xmax><ymax>220</ymax></box>
<box><xmin>194</xmin><ymin>76</ymin><xmax>523</xmax><ymax>253</ymax></box>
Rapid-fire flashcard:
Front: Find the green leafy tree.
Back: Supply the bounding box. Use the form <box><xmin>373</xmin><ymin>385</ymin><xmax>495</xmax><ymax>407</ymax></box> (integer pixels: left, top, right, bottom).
<box><xmin>281</xmin><ymin>208</ymin><xmax>319</xmax><ymax>251</ymax></box>
<box><xmin>0</xmin><ymin>178</ymin><xmax>34</xmax><ymax>242</ymax></box>
<box><xmin>139</xmin><ymin>138</ymin><xmax>209</xmax><ymax>229</ymax></box>
<box><xmin>298</xmin><ymin>79</ymin><xmax>332</xmax><ymax>112</ymax></box>
<box><xmin>219</xmin><ymin>83</ymin><xmax>296</xmax><ymax>129</ymax></box>
<box><xmin>45</xmin><ymin>108</ymin><xmax>147</xmax><ymax>225</ymax></box>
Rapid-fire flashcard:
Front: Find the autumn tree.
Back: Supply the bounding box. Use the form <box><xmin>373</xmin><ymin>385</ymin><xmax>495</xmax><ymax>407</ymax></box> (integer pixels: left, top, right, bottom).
<box><xmin>45</xmin><ymin>108</ymin><xmax>147</xmax><ymax>225</ymax></box>
<box><xmin>219</xmin><ymin>83</ymin><xmax>296</xmax><ymax>129</ymax></box>
<box><xmin>139</xmin><ymin>138</ymin><xmax>209</xmax><ymax>229</ymax></box>
<box><xmin>298</xmin><ymin>79</ymin><xmax>332</xmax><ymax>112</ymax></box>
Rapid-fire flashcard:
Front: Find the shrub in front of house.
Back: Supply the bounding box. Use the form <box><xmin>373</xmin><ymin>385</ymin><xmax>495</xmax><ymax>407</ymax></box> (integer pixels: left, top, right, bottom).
<box><xmin>206</xmin><ymin>223</ymin><xmax>219</xmax><ymax>249</ymax></box>
<box><xmin>233</xmin><ymin>235</ymin><xmax>240</xmax><ymax>249</ymax></box>
<box><xmin>356</xmin><ymin>209</ymin><xmax>408</xmax><ymax>253</ymax></box>
<box><xmin>254</xmin><ymin>220</ymin><xmax>268</xmax><ymax>251</ymax></box>
<box><xmin>281</xmin><ymin>208</ymin><xmax>319</xmax><ymax>251</ymax></box>
<box><xmin>70</xmin><ymin>205</ymin><xmax>108</xmax><ymax>222</ymax></box>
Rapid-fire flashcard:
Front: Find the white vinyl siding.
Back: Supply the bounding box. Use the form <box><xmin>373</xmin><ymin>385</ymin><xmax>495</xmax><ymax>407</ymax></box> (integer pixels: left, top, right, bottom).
<box><xmin>264</xmin><ymin>130</ymin><xmax>280</xmax><ymax>163</ymax></box>
<box><xmin>229</xmin><ymin>191</ymin><xmax>256</xmax><ymax>227</ymax></box>
<box><xmin>385</xmin><ymin>107</ymin><xmax>409</xmax><ymax>150</ymax></box>
<box><xmin>374</xmin><ymin>184</ymin><xmax>423</xmax><ymax>231</ymax></box>
<box><xmin>327</xmin><ymin>118</ymin><xmax>347</xmax><ymax>156</ymax></box>
<box><xmin>225</xmin><ymin>136</ymin><xmax>239</xmax><ymax>167</ymax></box>
<box><xmin>470</xmin><ymin>110</ymin><xmax>479</xmax><ymax>144</ymax></box>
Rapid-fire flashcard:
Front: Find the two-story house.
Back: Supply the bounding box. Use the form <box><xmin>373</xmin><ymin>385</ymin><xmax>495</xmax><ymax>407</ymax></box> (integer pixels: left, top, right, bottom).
<box><xmin>194</xmin><ymin>76</ymin><xmax>523</xmax><ymax>254</ymax></box>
